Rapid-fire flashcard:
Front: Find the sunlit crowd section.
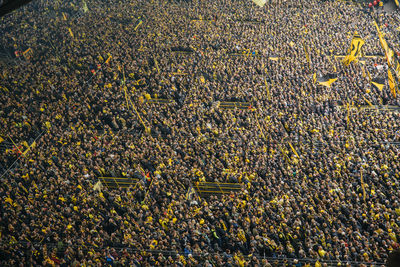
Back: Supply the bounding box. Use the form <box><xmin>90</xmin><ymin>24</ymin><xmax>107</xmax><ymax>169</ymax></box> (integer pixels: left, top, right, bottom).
<box><xmin>0</xmin><ymin>0</ymin><xmax>400</xmax><ymax>266</ymax></box>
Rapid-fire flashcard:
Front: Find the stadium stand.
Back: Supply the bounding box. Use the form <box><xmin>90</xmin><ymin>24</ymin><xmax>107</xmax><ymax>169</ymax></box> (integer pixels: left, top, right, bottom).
<box><xmin>1</xmin><ymin>0</ymin><xmax>400</xmax><ymax>266</ymax></box>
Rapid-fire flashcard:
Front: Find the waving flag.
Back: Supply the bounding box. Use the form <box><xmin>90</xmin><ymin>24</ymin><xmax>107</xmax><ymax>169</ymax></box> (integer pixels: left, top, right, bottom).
<box><xmin>252</xmin><ymin>0</ymin><xmax>266</xmax><ymax>7</ymax></box>
<box><xmin>343</xmin><ymin>31</ymin><xmax>364</xmax><ymax>66</ymax></box>
<box><xmin>371</xmin><ymin>78</ymin><xmax>385</xmax><ymax>91</ymax></box>
<box><xmin>317</xmin><ymin>74</ymin><xmax>337</xmax><ymax>88</ymax></box>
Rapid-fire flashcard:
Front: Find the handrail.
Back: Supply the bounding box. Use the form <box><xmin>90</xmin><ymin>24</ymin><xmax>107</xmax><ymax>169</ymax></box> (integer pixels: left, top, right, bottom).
<box><xmin>113</xmin><ymin>177</ymin><xmax>119</xmax><ymax>188</ymax></box>
<box><xmin>195</xmin><ymin>190</ymin><xmax>234</xmax><ymax>194</ymax></box>
<box><xmin>219</xmin><ymin>101</ymin><xmax>250</xmax><ymax>104</ymax></box>
<box><xmin>197</xmin><ymin>185</ymin><xmax>241</xmax><ymax>189</ymax></box>
<box><xmin>195</xmin><ymin>181</ymin><xmax>242</xmax><ymax>196</ymax></box>
<box><xmin>102</xmin><ymin>182</ymin><xmax>136</xmax><ymax>185</ymax></box>
<box><xmin>199</xmin><ymin>181</ymin><xmax>241</xmax><ymax>185</ymax></box>
<box><xmin>197</xmin><ymin>185</ymin><xmax>241</xmax><ymax>190</ymax></box>
<box><xmin>0</xmin><ymin>240</ymin><xmax>383</xmax><ymax>266</ymax></box>
<box><xmin>98</xmin><ymin>177</ymin><xmax>139</xmax><ymax>180</ymax></box>
<box><xmin>195</xmin><ymin>181</ymin><xmax>201</xmax><ymax>197</ymax></box>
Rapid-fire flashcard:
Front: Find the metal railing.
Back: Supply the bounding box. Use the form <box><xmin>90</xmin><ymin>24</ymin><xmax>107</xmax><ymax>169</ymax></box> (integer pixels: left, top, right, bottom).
<box><xmin>0</xmin><ymin>240</ymin><xmax>384</xmax><ymax>267</ymax></box>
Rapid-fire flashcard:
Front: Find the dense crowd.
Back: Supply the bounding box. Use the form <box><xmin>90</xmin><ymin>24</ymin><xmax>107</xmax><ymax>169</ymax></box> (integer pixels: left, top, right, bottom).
<box><xmin>1</xmin><ymin>0</ymin><xmax>400</xmax><ymax>266</ymax></box>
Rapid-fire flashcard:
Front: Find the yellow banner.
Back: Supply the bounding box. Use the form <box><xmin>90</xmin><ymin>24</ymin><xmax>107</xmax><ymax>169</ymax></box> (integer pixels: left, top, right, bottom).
<box><xmin>388</xmin><ymin>69</ymin><xmax>397</xmax><ymax>98</ymax></box>
<box><xmin>348</xmin><ymin>32</ymin><xmax>365</xmax><ymax>58</ymax></box>
<box><xmin>343</xmin><ymin>54</ymin><xmax>356</xmax><ymax>66</ymax></box>
<box><xmin>343</xmin><ymin>31</ymin><xmax>364</xmax><ymax>65</ymax></box>
<box><xmin>396</xmin><ymin>61</ymin><xmax>400</xmax><ymax>80</ymax></box>
<box><xmin>374</xmin><ymin>21</ymin><xmax>394</xmax><ymax>67</ymax></box>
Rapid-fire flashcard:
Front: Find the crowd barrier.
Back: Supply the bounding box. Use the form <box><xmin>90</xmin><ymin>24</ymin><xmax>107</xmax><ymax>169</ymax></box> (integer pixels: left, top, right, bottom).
<box><xmin>194</xmin><ymin>181</ymin><xmax>242</xmax><ymax>197</ymax></box>
<box><xmin>0</xmin><ymin>240</ymin><xmax>383</xmax><ymax>267</ymax></box>
<box><xmin>98</xmin><ymin>176</ymin><xmax>139</xmax><ymax>189</ymax></box>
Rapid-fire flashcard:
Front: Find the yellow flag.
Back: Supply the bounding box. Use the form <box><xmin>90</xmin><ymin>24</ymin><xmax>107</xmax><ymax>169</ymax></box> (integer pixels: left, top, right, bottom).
<box><xmin>303</xmin><ymin>43</ymin><xmax>310</xmax><ymax>64</ymax></box>
<box><xmin>348</xmin><ymin>32</ymin><xmax>365</xmax><ymax>58</ymax></box>
<box><xmin>265</xmin><ymin>79</ymin><xmax>271</xmax><ymax>100</ymax></box>
<box><xmin>134</xmin><ymin>20</ymin><xmax>143</xmax><ymax>31</ymax></box>
<box><xmin>387</xmin><ymin>49</ymin><xmax>395</xmax><ymax>67</ymax></box>
<box><xmin>0</xmin><ymin>136</ymin><xmax>3</xmax><ymax>144</ymax></box>
<box><xmin>22</xmin><ymin>48</ymin><xmax>33</xmax><ymax>60</ymax></box>
<box><xmin>374</xmin><ymin>21</ymin><xmax>393</xmax><ymax>66</ymax></box>
<box><xmin>68</xmin><ymin>28</ymin><xmax>74</xmax><ymax>38</ymax></box>
<box><xmin>318</xmin><ymin>78</ymin><xmax>337</xmax><ymax>87</ymax></box>
<box><xmin>371</xmin><ymin>81</ymin><xmax>384</xmax><ymax>91</ymax></box>
<box><xmin>371</xmin><ymin>78</ymin><xmax>385</xmax><ymax>91</ymax></box>
<box><xmin>317</xmin><ymin>74</ymin><xmax>337</xmax><ymax>88</ymax></box>
<box><xmin>367</xmin><ymin>70</ymin><xmax>372</xmax><ymax>81</ymax></box>
<box><xmin>105</xmin><ymin>55</ymin><xmax>112</xmax><ymax>64</ymax></box>
<box><xmin>22</xmin><ymin>141</ymin><xmax>29</xmax><ymax>149</ymax></box>
<box><xmin>342</xmin><ymin>54</ymin><xmax>356</xmax><ymax>66</ymax></box>
<box><xmin>343</xmin><ymin>31</ymin><xmax>364</xmax><ymax>66</ymax></box>
<box><xmin>83</xmin><ymin>0</ymin><xmax>89</xmax><ymax>13</ymax></box>
<box><xmin>288</xmin><ymin>142</ymin><xmax>299</xmax><ymax>158</ymax></box>
<box><xmin>388</xmin><ymin>69</ymin><xmax>396</xmax><ymax>98</ymax></box>
<box><xmin>396</xmin><ymin>61</ymin><xmax>400</xmax><ymax>79</ymax></box>
<box><xmin>362</xmin><ymin>95</ymin><xmax>373</xmax><ymax>107</ymax></box>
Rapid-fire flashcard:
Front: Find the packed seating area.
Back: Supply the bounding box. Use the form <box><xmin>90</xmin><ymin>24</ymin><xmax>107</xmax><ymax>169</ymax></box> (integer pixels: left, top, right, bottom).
<box><xmin>1</xmin><ymin>0</ymin><xmax>400</xmax><ymax>266</ymax></box>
